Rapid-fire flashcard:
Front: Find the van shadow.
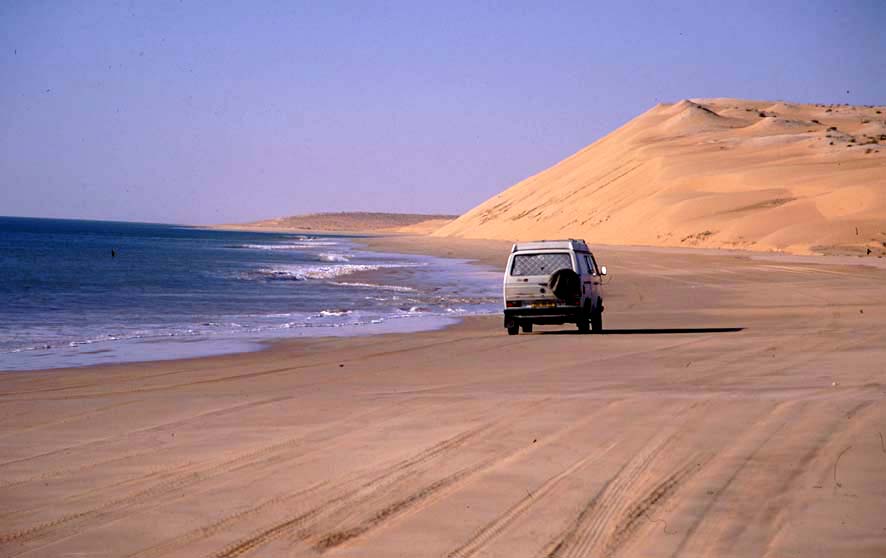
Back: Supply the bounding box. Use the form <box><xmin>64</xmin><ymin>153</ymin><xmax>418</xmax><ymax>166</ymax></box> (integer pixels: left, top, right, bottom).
<box><xmin>537</xmin><ymin>327</ymin><xmax>744</xmax><ymax>335</ymax></box>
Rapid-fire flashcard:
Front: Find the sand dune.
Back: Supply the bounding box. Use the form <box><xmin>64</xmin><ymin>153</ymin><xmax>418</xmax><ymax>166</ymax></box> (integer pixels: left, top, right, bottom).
<box><xmin>221</xmin><ymin>212</ymin><xmax>455</xmax><ymax>234</ymax></box>
<box><xmin>435</xmin><ymin>99</ymin><xmax>886</xmax><ymax>256</ymax></box>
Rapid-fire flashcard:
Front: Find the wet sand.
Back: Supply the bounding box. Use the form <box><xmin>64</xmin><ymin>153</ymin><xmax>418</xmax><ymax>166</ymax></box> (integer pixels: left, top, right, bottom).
<box><xmin>1</xmin><ymin>236</ymin><xmax>885</xmax><ymax>557</ymax></box>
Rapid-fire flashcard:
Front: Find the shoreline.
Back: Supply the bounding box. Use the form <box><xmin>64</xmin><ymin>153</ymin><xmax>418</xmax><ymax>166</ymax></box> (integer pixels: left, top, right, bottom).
<box><xmin>9</xmin><ymin>231</ymin><xmax>886</xmax><ymax>375</ymax></box>
<box><xmin>2</xmin><ymin>237</ymin><xmax>883</xmax><ymax>556</ymax></box>
<box><xmin>1</xmin><ymin>233</ymin><xmax>505</xmax><ymax>374</ymax></box>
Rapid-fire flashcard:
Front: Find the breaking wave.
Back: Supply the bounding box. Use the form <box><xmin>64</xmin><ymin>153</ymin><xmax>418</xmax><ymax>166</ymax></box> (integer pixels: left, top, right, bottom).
<box><xmin>230</xmin><ymin>241</ymin><xmax>340</xmax><ymax>250</ymax></box>
<box><xmin>315</xmin><ymin>309</ymin><xmax>352</xmax><ymax>317</ymax></box>
<box><xmin>242</xmin><ymin>261</ymin><xmax>427</xmax><ymax>282</ymax></box>
<box><xmin>331</xmin><ymin>281</ymin><xmax>417</xmax><ymax>292</ymax></box>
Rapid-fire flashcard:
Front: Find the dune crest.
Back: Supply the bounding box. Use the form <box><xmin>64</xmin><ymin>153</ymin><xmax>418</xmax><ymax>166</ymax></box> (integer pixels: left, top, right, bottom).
<box><xmin>435</xmin><ymin>98</ymin><xmax>886</xmax><ymax>256</ymax></box>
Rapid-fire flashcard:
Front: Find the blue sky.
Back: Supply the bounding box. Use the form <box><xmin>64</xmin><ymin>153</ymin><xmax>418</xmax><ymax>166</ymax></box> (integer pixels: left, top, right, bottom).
<box><xmin>1</xmin><ymin>1</ymin><xmax>883</xmax><ymax>224</ymax></box>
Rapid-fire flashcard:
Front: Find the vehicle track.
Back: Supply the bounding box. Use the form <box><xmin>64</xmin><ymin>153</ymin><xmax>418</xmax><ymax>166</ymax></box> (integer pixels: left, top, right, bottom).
<box><xmin>308</xmin><ymin>402</ymin><xmax>622</xmax><ymax>554</ymax></box>
<box><xmin>0</xmin><ymin>458</ymin><xmax>198</xmax><ymax>550</ymax></box>
<box><xmin>0</xmin><ymin>395</ymin><xmax>296</xmax><ymax>469</ymax></box>
<box><xmin>671</xmin><ymin>399</ymin><xmax>873</xmax><ymax>557</ymax></box>
<box><xmin>210</xmin><ymin>399</ymin><xmax>592</xmax><ymax>558</ymax></box>
<box><xmin>0</xmin><ymin>396</ymin><xmax>310</xmax><ymax>519</ymax></box>
<box><xmin>4</xmin><ymin>400</ymin><xmax>528</xmax><ymax>557</ymax></box>
<box><xmin>125</xmin><ymin>479</ymin><xmax>332</xmax><ymax>558</ymax></box>
<box><xmin>665</xmin><ymin>402</ymin><xmax>802</xmax><ymax>557</ymax></box>
<box><xmin>4</xmin><ymin>360</ymin><xmax>336</xmax><ymax>401</ymax></box>
<box><xmin>0</xmin><ymin>397</ymin><xmax>433</xmax><ymax>548</ymax></box>
<box><xmin>601</xmin><ymin>456</ymin><xmax>706</xmax><ymax>557</ymax></box>
<box><xmin>679</xmin><ymin>329</ymin><xmax>882</xmax><ymax>394</ymax></box>
<box><xmin>447</xmin><ymin>442</ymin><xmax>619</xmax><ymax>558</ymax></box>
<box><xmin>311</xmin><ymin>455</ymin><xmax>496</xmax><ymax>552</ymax></box>
<box><xmin>0</xmin><ymin>380</ymin><xmax>107</xmax><ymax>398</ymax></box>
<box><xmin>0</xmin><ymin>447</ymin><xmax>161</xmax><ymax>492</ymax></box>
<box><xmin>0</xmin><ymin>399</ymin><xmax>142</xmax><ymax>441</ymax></box>
<box><xmin>207</xmin><ymin>415</ymin><xmax>520</xmax><ymax>558</ymax></box>
<box><xmin>540</xmin><ymin>429</ymin><xmax>680</xmax><ymax>558</ymax></box>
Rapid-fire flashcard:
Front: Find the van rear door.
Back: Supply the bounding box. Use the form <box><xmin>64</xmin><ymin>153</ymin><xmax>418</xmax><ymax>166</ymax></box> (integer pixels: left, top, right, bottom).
<box><xmin>505</xmin><ymin>252</ymin><xmax>574</xmax><ymax>303</ymax></box>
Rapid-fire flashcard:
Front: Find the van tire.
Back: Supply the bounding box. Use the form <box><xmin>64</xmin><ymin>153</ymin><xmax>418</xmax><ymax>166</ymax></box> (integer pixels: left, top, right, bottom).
<box><xmin>577</xmin><ymin>317</ymin><xmax>590</xmax><ymax>334</ymax></box>
<box><xmin>521</xmin><ymin>322</ymin><xmax>533</xmax><ymax>333</ymax></box>
<box><xmin>507</xmin><ymin>323</ymin><xmax>520</xmax><ymax>335</ymax></box>
<box><xmin>591</xmin><ymin>309</ymin><xmax>603</xmax><ymax>333</ymax></box>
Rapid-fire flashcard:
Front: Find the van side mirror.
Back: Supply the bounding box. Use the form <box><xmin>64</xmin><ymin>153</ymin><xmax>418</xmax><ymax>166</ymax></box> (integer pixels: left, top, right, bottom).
<box><xmin>600</xmin><ymin>265</ymin><xmax>607</xmax><ymax>276</ymax></box>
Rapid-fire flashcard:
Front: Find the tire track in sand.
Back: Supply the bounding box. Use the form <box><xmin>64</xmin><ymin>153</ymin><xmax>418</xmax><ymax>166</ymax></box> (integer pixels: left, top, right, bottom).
<box><xmin>0</xmin><ymin>399</ymin><xmax>142</xmax><ymax>441</ymax></box>
<box><xmin>206</xmin><ymin>419</ymin><xmax>520</xmax><ymax>558</ymax></box>
<box><xmin>540</xmin><ymin>428</ymin><xmax>685</xmax><ymax>558</ymax></box>
<box><xmin>670</xmin><ymin>400</ymin><xmax>873</xmax><ymax>557</ymax></box>
<box><xmin>0</xmin><ymin>395</ymin><xmax>296</xmax><ymax>469</ymax></box>
<box><xmin>210</xmin><ymin>399</ymin><xmax>596</xmax><ymax>558</ymax></box>
<box><xmin>0</xmin><ymin>397</ymin><xmax>438</xmax><ymax>548</ymax></box>
<box><xmin>600</xmin><ymin>456</ymin><xmax>707</xmax><ymax>557</ymax></box>
<box><xmin>665</xmin><ymin>401</ymin><xmax>805</xmax><ymax>557</ymax></box>
<box><xmin>0</xmin><ymin>448</ymin><xmax>161</xmax><ymax>492</ymax></box>
<box><xmin>146</xmin><ymin>404</ymin><xmax>523</xmax><ymax>558</ymax></box>
<box><xmin>125</xmin><ymin>479</ymin><xmax>332</xmax><ymax>558</ymax></box>
<box><xmin>447</xmin><ymin>442</ymin><xmax>619</xmax><ymax>558</ymax></box>
<box><xmin>0</xmin><ymin>396</ymin><xmax>306</xmax><ymax>523</ymax></box>
<box><xmin>308</xmin><ymin>402</ymin><xmax>622</xmax><ymax>555</ymax></box>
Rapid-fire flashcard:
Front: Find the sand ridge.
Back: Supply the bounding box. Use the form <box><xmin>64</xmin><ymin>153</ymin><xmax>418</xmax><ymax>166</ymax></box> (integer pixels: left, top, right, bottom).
<box><xmin>435</xmin><ymin>98</ymin><xmax>886</xmax><ymax>256</ymax></box>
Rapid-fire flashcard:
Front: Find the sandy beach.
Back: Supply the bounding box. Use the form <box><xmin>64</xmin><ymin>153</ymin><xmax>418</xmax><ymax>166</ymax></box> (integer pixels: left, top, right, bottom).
<box><xmin>1</xmin><ymin>235</ymin><xmax>884</xmax><ymax>558</ymax></box>
<box><xmin>5</xmin><ymin>3</ymin><xmax>885</xmax><ymax>557</ymax></box>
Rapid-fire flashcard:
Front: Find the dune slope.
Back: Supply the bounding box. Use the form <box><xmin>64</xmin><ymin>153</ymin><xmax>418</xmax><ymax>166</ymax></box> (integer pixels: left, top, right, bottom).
<box><xmin>435</xmin><ymin>99</ymin><xmax>886</xmax><ymax>255</ymax></box>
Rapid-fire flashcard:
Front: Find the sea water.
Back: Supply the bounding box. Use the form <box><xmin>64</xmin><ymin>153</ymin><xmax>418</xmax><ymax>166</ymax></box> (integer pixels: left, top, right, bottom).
<box><xmin>0</xmin><ymin>217</ymin><xmax>501</xmax><ymax>371</ymax></box>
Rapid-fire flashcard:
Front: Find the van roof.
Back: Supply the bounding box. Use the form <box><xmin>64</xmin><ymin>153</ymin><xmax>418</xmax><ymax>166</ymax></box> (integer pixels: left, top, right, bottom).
<box><xmin>511</xmin><ymin>239</ymin><xmax>589</xmax><ymax>253</ymax></box>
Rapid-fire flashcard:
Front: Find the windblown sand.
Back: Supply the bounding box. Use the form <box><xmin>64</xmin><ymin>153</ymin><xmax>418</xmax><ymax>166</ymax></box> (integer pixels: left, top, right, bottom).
<box><xmin>435</xmin><ymin>99</ymin><xmax>886</xmax><ymax>257</ymax></box>
<box><xmin>1</xmin><ymin>236</ymin><xmax>884</xmax><ymax>557</ymax></box>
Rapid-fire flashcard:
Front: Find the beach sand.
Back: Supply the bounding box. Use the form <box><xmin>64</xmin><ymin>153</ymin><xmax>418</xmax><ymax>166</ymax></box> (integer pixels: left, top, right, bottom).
<box><xmin>1</xmin><ymin>236</ymin><xmax>885</xmax><ymax>557</ymax></box>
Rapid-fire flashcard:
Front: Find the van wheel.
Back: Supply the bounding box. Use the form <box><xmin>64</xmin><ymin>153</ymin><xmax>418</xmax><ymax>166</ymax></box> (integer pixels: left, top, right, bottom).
<box><xmin>577</xmin><ymin>317</ymin><xmax>590</xmax><ymax>334</ymax></box>
<box><xmin>521</xmin><ymin>323</ymin><xmax>533</xmax><ymax>333</ymax></box>
<box><xmin>507</xmin><ymin>324</ymin><xmax>520</xmax><ymax>335</ymax></box>
<box><xmin>591</xmin><ymin>310</ymin><xmax>603</xmax><ymax>333</ymax></box>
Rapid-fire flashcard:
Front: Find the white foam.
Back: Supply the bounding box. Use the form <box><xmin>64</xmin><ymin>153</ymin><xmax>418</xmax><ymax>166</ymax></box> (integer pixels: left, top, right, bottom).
<box><xmin>252</xmin><ymin>262</ymin><xmax>425</xmax><ymax>282</ymax></box>
<box><xmin>317</xmin><ymin>309</ymin><xmax>352</xmax><ymax>317</ymax></box>
<box><xmin>253</xmin><ymin>264</ymin><xmax>378</xmax><ymax>281</ymax></box>
<box><xmin>332</xmin><ymin>281</ymin><xmax>417</xmax><ymax>292</ymax></box>
<box><xmin>235</xmin><ymin>241</ymin><xmax>340</xmax><ymax>250</ymax></box>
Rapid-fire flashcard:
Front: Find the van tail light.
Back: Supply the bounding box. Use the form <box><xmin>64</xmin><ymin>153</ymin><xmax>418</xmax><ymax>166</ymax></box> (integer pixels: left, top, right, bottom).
<box><xmin>506</xmin><ymin>301</ymin><xmax>522</xmax><ymax>308</ymax></box>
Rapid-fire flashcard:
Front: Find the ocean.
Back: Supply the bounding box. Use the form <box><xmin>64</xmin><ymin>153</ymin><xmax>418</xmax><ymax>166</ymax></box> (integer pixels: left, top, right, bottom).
<box><xmin>0</xmin><ymin>217</ymin><xmax>501</xmax><ymax>371</ymax></box>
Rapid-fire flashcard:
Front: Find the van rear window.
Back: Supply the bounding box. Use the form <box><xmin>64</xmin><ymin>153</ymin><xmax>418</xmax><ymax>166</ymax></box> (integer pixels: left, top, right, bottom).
<box><xmin>511</xmin><ymin>253</ymin><xmax>572</xmax><ymax>276</ymax></box>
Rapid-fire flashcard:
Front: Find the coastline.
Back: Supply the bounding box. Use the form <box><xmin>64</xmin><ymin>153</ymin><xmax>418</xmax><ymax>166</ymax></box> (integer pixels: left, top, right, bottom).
<box><xmin>13</xmin><ymin>229</ymin><xmax>884</xmax><ymax>375</ymax></box>
<box><xmin>0</xmin><ymin>228</ymin><xmax>503</xmax><ymax>373</ymax></box>
<box><xmin>2</xmin><ymin>233</ymin><xmax>885</xmax><ymax>557</ymax></box>
<box><xmin>0</xmin><ymin>233</ymin><xmax>512</xmax><ymax>375</ymax></box>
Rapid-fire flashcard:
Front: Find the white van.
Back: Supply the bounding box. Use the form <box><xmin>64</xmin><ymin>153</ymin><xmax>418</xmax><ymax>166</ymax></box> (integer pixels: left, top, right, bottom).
<box><xmin>502</xmin><ymin>239</ymin><xmax>606</xmax><ymax>335</ymax></box>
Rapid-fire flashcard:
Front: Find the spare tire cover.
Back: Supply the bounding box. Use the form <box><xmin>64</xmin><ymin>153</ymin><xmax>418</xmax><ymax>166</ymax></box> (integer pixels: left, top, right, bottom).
<box><xmin>548</xmin><ymin>268</ymin><xmax>580</xmax><ymax>300</ymax></box>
